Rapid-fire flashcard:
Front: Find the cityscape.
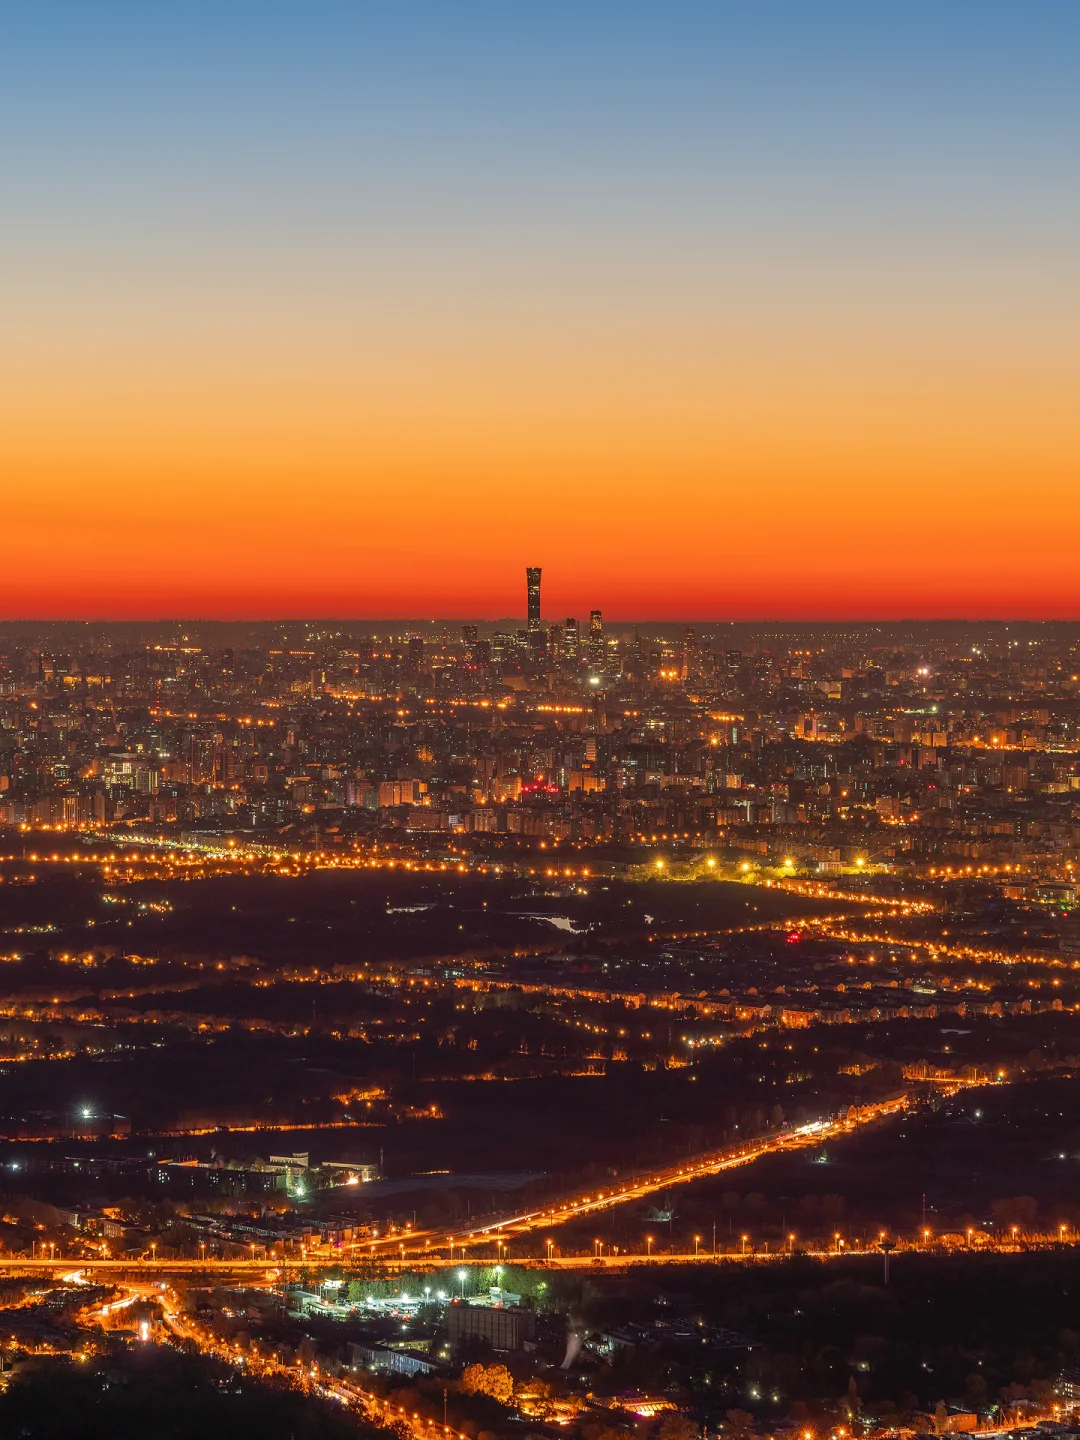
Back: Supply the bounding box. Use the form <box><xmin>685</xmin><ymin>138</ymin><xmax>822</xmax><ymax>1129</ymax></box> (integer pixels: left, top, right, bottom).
<box><xmin>5</xmin><ymin>2</ymin><xmax>1080</xmax><ymax>1437</ymax></box>
<box><xmin>0</xmin><ymin>581</ymin><xmax>1079</xmax><ymax>1435</ymax></box>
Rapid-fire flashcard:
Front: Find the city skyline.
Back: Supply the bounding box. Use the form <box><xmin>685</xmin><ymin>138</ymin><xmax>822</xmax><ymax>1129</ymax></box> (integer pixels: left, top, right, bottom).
<box><xmin>4</xmin><ymin>2</ymin><xmax>1080</xmax><ymax>620</ymax></box>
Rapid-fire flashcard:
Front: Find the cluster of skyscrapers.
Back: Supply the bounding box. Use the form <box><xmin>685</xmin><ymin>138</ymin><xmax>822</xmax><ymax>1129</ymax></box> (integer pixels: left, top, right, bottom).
<box><xmin>487</xmin><ymin>567</ymin><xmax>604</xmax><ymax>669</ymax></box>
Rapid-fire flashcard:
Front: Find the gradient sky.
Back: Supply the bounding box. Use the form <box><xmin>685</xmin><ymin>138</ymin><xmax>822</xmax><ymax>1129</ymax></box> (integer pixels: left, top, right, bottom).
<box><xmin>3</xmin><ymin>2</ymin><xmax>1079</xmax><ymax>619</ymax></box>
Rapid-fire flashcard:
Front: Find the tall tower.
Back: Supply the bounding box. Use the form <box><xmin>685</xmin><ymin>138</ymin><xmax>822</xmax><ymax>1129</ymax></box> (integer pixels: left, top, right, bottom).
<box><xmin>526</xmin><ymin>568</ymin><xmax>542</xmax><ymax>636</ymax></box>
<box><xmin>588</xmin><ymin>609</ymin><xmax>604</xmax><ymax>669</ymax></box>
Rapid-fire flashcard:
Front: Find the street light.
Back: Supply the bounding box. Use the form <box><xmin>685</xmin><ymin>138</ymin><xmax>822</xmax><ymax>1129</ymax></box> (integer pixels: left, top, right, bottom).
<box><xmin>457</xmin><ymin>1269</ymin><xmax>467</xmax><ymax>1298</ymax></box>
<box><xmin>741</xmin><ymin>1234</ymin><xmax>749</xmax><ymax>1255</ymax></box>
<box><xmin>546</xmin><ymin>1238</ymin><xmax>554</xmax><ymax>1261</ymax></box>
<box><xmin>878</xmin><ymin>1235</ymin><xmax>896</xmax><ymax>1284</ymax></box>
<box><xmin>694</xmin><ymin>1235</ymin><xmax>701</xmax><ymax>1257</ymax></box>
<box><xmin>788</xmin><ymin>1232</ymin><xmax>796</xmax><ymax>1255</ymax></box>
<box><xmin>645</xmin><ymin>1236</ymin><xmax>653</xmax><ymax>1258</ymax></box>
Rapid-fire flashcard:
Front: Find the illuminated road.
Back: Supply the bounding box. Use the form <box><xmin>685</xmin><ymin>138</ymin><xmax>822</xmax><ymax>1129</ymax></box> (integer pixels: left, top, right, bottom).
<box><xmin>0</xmin><ymin>1257</ymin><xmax>289</xmax><ymax>1275</ymax></box>
<box><xmin>0</xmin><ymin>1087</ymin><xmax>1001</xmax><ymax>1279</ymax></box>
<box><xmin>0</xmin><ymin>1096</ymin><xmax>921</xmax><ymax>1277</ymax></box>
<box><xmin>426</xmin><ymin>1096</ymin><xmax>912</xmax><ymax>1258</ymax></box>
<box><xmin>327</xmin><ymin>1097</ymin><xmax>914</xmax><ymax>1264</ymax></box>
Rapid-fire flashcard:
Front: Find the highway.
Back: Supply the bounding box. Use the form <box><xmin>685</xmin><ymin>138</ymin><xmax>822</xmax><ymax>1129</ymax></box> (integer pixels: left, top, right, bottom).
<box><xmin>1</xmin><ymin>1089</ymin><xmax>1016</xmax><ymax>1280</ymax></box>
<box><xmin>0</xmin><ymin>1094</ymin><xmax>923</xmax><ymax>1277</ymax></box>
<box><xmin>0</xmin><ymin>1256</ymin><xmax>286</xmax><ymax>1275</ymax></box>
<box><xmin>4</xmin><ymin>1234</ymin><xmax>1078</xmax><ymax>1280</ymax></box>
<box><xmin>418</xmin><ymin>1095</ymin><xmax>912</xmax><ymax>1258</ymax></box>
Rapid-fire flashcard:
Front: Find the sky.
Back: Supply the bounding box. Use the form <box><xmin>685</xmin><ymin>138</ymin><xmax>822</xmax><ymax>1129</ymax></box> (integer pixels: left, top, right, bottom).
<box><xmin>2</xmin><ymin>2</ymin><xmax>1079</xmax><ymax>620</ymax></box>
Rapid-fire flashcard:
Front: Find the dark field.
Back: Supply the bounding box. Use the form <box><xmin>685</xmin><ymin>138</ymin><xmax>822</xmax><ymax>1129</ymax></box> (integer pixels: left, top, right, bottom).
<box><xmin>0</xmin><ymin>866</ymin><xmax>834</xmax><ymax>977</ymax></box>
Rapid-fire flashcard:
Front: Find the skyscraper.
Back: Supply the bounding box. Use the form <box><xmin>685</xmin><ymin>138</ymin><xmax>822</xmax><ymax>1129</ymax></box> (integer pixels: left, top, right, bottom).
<box><xmin>563</xmin><ymin>617</ymin><xmax>579</xmax><ymax>660</ymax></box>
<box><xmin>526</xmin><ymin>567</ymin><xmax>546</xmax><ymax>654</ymax></box>
<box><xmin>526</xmin><ymin>568</ymin><xmax>542</xmax><ymax>634</ymax></box>
<box><xmin>588</xmin><ymin>609</ymin><xmax>604</xmax><ymax>669</ymax></box>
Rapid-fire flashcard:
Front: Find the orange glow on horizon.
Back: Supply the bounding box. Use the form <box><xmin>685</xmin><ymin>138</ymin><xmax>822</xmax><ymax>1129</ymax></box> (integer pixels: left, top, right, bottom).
<box><xmin>5</xmin><ymin>3</ymin><xmax>1080</xmax><ymax>621</ymax></box>
<box><xmin>6</xmin><ymin>258</ymin><xmax>1079</xmax><ymax>620</ymax></box>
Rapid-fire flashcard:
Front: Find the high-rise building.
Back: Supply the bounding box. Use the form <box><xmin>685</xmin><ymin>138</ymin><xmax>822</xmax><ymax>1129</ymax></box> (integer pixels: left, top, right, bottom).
<box><xmin>588</xmin><ymin>609</ymin><xmax>604</xmax><ymax>668</ymax></box>
<box><xmin>526</xmin><ymin>568</ymin><xmax>542</xmax><ymax>634</ymax></box>
<box><xmin>526</xmin><ymin>567</ymin><xmax>546</xmax><ymax>654</ymax></box>
<box><xmin>563</xmin><ymin>617</ymin><xmax>579</xmax><ymax>660</ymax></box>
